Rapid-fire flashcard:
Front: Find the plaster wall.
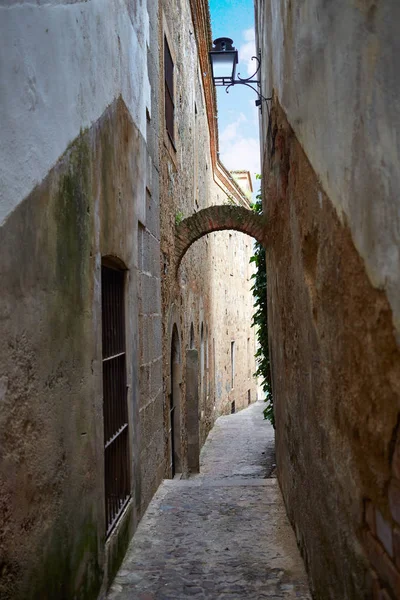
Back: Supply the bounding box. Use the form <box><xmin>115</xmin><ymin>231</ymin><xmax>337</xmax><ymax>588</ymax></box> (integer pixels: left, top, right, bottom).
<box><xmin>0</xmin><ymin>0</ymin><xmax>151</xmax><ymax>225</ymax></box>
<box><xmin>256</xmin><ymin>0</ymin><xmax>400</xmax><ymax>342</ymax></box>
<box><xmin>260</xmin><ymin>99</ymin><xmax>400</xmax><ymax>600</ymax></box>
<box><xmin>0</xmin><ymin>99</ymin><xmax>146</xmax><ymax>600</ymax></box>
<box><xmin>210</xmin><ymin>230</ymin><xmax>257</xmax><ymax>416</ymax></box>
<box><xmin>0</xmin><ymin>0</ymin><xmax>163</xmax><ymax>596</ymax></box>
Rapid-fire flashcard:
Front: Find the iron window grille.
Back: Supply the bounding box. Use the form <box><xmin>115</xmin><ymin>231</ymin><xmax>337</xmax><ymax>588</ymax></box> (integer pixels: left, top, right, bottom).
<box><xmin>101</xmin><ymin>264</ymin><xmax>131</xmax><ymax>537</ymax></box>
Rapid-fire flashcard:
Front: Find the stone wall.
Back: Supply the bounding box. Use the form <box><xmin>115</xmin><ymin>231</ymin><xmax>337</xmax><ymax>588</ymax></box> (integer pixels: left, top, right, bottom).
<box><xmin>210</xmin><ymin>230</ymin><xmax>257</xmax><ymax>416</ymax></box>
<box><xmin>0</xmin><ymin>99</ymin><xmax>146</xmax><ymax>600</ymax></box>
<box><xmin>0</xmin><ymin>0</ymin><xmax>161</xmax><ymax>597</ymax></box>
<box><xmin>0</xmin><ymin>0</ymin><xmax>259</xmax><ymax>597</ymax></box>
<box><xmin>262</xmin><ymin>102</ymin><xmax>400</xmax><ymax>598</ymax></box>
<box><xmin>256</xmin><ymin>0</ymin><xmax>400</xmax><ymax>344</ymax></box>
<box><xmin>159</xmin><ymin>0</ymin><xmax>258</xmax><ymax>475</ymax></box>
<box><xmin>256</xmin><ymin>4</ymin><xmax>400</xmax><ymax>591</ymax></box>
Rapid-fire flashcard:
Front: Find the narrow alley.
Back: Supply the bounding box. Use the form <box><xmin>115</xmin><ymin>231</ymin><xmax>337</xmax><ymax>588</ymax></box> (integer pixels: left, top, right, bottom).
<box><xmin>107</xmin><ymin>401</ymin><xmax>311</xmax><ymax>600</ymax></box>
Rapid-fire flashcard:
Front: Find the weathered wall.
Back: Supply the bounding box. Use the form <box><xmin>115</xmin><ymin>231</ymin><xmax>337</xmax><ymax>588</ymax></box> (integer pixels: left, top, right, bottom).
<box><xmin>0</xmin><ymin>0</ymin><xmax>152</xmax><ymax>225</ymax></box>
<box><xmin>0</xmin><ymin>1</ymin><xmax>258</xmax><ymax>596</ymax></box>
<box><xmin>210</xmin><ymin>230</ymin><xmax>256</xmax><ymax>416</ymax></box>
<box><xmin>0</xmin><ymin>0</ymin><xmax>162</xmax><ymax>597</ymax></box>
<box><xmin>0</xmin><ymin>99</ymin><xmax>144</xmax><ymax>600</ymax></box>
<box><xmin>256</xmin><ymin>3</ymin><xmax>400</xmax><ymax>597</ymax></box>
<box><xmin>257</xmin><ymin>62</ymin><xmax>400</xmax><ymax>600</ymax></box>
<box><xmin>256</xmin><ymin>0</ymin><xmax>400</xmax><ymax>343</ymax></box>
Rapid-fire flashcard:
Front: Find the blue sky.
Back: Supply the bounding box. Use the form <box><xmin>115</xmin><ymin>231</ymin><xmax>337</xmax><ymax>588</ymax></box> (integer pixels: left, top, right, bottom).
<box><xmin>209</xmin><ymin>0</ymin><xmax>260</xmax><ymax>184</ymax></box>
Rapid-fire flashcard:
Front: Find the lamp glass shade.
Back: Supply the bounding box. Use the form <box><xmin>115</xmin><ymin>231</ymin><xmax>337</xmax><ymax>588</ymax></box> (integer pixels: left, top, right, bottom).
<box><xmin>211</xmin><ymin>52</ymin><xmax>236</xmax><ymax>80</ymax></box>
<box><xmin>209</xmin><ymin>38</ymin><xmax>238</xmax><ymax>85</ymax></box>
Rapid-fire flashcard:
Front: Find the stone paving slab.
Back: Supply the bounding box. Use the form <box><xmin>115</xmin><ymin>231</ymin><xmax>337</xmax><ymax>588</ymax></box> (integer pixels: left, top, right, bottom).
<box><xmin>108</xmin><ymin>402</ymin><xmax>312</xmax><ymax>600</ymax></box>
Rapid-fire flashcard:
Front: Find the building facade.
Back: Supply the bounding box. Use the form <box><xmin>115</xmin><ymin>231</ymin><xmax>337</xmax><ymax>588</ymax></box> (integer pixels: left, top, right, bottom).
<box><xmin>255</xmin><ymin>2</ymin><xmax>400</xmax><ymax>598</ymax></box>
<box><xmin>159</xmin><ymin>0</ymin><xmax>257</xmax><ymax>477</ymax></box>
<box><xmin>0</xmin><ymin>1</ymin><xmax>257</xmax><ymax>598</ymax></box>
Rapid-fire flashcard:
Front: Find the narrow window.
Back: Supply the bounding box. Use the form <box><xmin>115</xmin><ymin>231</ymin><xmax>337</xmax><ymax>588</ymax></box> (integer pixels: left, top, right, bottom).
<box><xmin>247</xmin><ymin>336</ymin><xmax>251</xmax><ymax>378</ymax></box>
<box><xmin>200</xmin><ymin>323</ymin><xmax>204</xmax><ymax>401</ymax></box>
<box><xmin>189</xmin><ymin>323</ymin><xmax>195</xmax><ymax>349</ymax></box>
<box><xmin>206</xmin><ymin>326</ymin><xmax>209</xmax><ymax>394</ymax></box>
<box><xmin>102</xmin><ymin>264</ymin><xmax>130</xmax><ymax>536</ymax></box>
<box><xmin>164</xmin><ymin>36</ymin><xmax>175</xmax><ymax>144</ymax></box>
<box><xmin>231</xmin><ymin>341</ymin><xmax>235</xmax><ymax>390</ymax></box>
<box><xmin>229</xmin><ymin>234</ymin><xmax>233</xmax><ymax>276</ymax></box>
<box><xmin>194</xmin><ymin>104</ymin><xmax>198</xmax><ymax>206</ymax></box>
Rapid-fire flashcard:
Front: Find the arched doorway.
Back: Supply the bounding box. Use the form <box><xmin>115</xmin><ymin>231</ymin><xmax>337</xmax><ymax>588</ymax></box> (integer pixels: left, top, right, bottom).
<box><xmin>189</xmin><ymin>322</ymin><xmax>195</xmax><ymax>349</ymax></box>
<box><xmin>200</xmin><ymin>322</ymin><xmax>205</xmax><ymax>406</ymax></box>
<box><xmin>169</xmin><ymin>325</ymin><xmax>182</xmax><ymax>477</ymax></box>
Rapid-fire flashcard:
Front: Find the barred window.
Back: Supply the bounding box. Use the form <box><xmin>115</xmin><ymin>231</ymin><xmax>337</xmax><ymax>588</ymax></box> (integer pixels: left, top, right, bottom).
<box><xmin>101</xmin><ymin>263</ymin><xmax>130</xmax><ymax>536</ymax></box>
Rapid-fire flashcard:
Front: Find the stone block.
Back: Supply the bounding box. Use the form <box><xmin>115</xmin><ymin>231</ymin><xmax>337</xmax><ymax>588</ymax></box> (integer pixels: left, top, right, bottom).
<box><xmin>376</xmin><ymin>509</ymin><xmax>394</xmax><ymax>557</ymax></box>
<box><xmin>150</xmin><ymin>357</ymin><xmax>163</xmax><ymax>401</ymax></box>
<box><xmin>140</xmin><ymin>315</ymin><xmax>162</xmax><ymax>365</ymax></box>
<box><xmin>139</xmin><ymin>364</ymin><xmax>150</xmax><ymax>409</ymax></box>
<box><xmin>368</xmin><ymin>569</ymin><xmax>381</xmax><ymax>600</ymax></box>
<box><xmin>138</xmin><ymin>224</ymin><xmax>146</xmax><ymax>272</ymax></box>
<box><xmin>365</xmin><ymin>499</ymin><xmax>376</xmax><ymax>534</ymax></box>
<box><xmin>393</xmin><ymin>438</ymin><xmax>400</xmax><ymax>481</ymax></box>
<box><xmin>389</xmin><ymin>479</ymin><xmax>400</xmax><ymax>525</ymax></box>
<box><xmin>139</xmin><ymin>433</ymin><xmax>164</xmax><ymax>511</ymax></box>
<box><xmin>140</xmin><ymin>273</ymin><xmax>161</xmax><ymax>316</ymax></box>
<box><xmin>393</xmin><ymin>527</ymin><xmax>400</xmax><ymax>570</ymax></box>
<box><xmin>138</xmin><ymin>314</ymin><xmax>147</xmax><ymax>364</ymax></box>
<box><xmin>141</xmin><ymin>229</ymin><xmax>161</xmax><ymax>277</ymax></box>
<box><xmin>149</xmin><ymin>316</ymin><xmax>162</xmax><ymax>363</ymax></box>
<box><xmin>364</xmin><ymin>531</ymin><xmax>400</xmax><ymax>598</ymax></box>
<box><xmin>139</xmin><ymin>393</ymin><xmax>163</xmax><ymax>455</ymax></box>
<box><xmin>146</xmin><ymin>181</ymin><xmax>160</xmax><ymax>240</ymax></box>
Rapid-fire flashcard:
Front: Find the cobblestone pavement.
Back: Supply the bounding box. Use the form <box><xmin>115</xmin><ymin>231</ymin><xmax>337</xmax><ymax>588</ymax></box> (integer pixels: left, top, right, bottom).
<box><xmin>108</xmin><ymin>401</ymin><xmax>312</xmax><ymax>600</ymax></box>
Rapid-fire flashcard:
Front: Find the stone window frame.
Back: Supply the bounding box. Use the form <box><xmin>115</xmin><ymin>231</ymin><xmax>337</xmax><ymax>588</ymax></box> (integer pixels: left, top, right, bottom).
<box><xmin>162</xmin><ymin>15</ymin><xmax>177</xmax><ymax>164</ymax></box>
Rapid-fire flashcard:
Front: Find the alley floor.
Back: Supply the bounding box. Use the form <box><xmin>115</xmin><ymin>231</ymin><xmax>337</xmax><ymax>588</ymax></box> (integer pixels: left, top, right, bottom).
<box><xmin>107</xmin><ymin>401</ymin><xmax>312</xmax><ymax>600</ymax></box>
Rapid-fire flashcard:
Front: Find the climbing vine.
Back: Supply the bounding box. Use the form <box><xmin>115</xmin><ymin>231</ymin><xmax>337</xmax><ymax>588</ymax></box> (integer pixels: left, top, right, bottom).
<box><xmin>250</xmin><ymin>176</ymin><xmax>274</xmax><ymax>427</ymax></box>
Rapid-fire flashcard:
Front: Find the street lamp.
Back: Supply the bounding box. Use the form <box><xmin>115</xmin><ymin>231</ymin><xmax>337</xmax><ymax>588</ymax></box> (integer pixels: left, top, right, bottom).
<box><xmin>209</xmin><ymin>37</ymin><xmax>238</xmax><ymax>87</ymax></box>
<box><xmin>209</xmin><ymin>37</ymin><xmax>270</xmax><ymax>107</ymax></box>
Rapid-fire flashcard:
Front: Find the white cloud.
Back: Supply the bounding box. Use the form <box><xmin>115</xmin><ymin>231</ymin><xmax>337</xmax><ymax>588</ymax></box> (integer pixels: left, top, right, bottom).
<box><xmin>220</xmin><ymin>137</ymin><xmax>260</xmax><ymax>176</ymax></box>
<box><xmin>243</xmin><ymin>28</ymin><xmax>255</xmax><ymax>43</ymax></box>
<box><xmin>219</xmin><ymin>113</ymin><xmax>247</xmax><ymax>144</ymax></box>
<box><xmin>219</xmin><ymin>115</ymin><xmax>260</xmax><ymax>177</ymax></box>
<box><xmin>239</xmin><ymin>28</ymin><xmax>257</xmax><ymax>77</ymax></box>
<box><xmin>216</xmin><ymin>28</ymin><xmax>261</xmax><ymax>189</ymax></box>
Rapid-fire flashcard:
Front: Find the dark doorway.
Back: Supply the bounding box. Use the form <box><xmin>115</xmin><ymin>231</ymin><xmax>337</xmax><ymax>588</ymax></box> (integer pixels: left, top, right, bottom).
<box><xmin>186</xmin><ymin>348</ymin><xmax>200</xmax><ymax>473</ymax></box>
<box><xmin>189</xmin><ymin>322</ymin><xmax>195</xmax><ymax>349</ymax></box>
<box><xmin>169</xmin><ymin>325</ymin><xmax>181</xmax><ymax>477</ymax></box>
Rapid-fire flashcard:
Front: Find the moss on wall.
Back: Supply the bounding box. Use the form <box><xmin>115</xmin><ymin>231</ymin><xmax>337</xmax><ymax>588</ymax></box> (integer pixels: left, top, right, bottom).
<box><xmin>0</xmin><ymin>98</ymin><xmax>145</xmax><ymax>600</ymax></box>
<box><xmin>55</xmin><ymin>135</ymin><xmax>92</xmax><ymax>306</ymax></box>
<box><xmin>28</xmin><ymin>517</ymin><xmax>102</xmax><ymax>600</ymax></box>
<box><xmin>264</xmin><ymin>101</ymin><xmax>400</xmax><ymax>599</ymax></box>
<box><xmin>106</xmin><ymin>506</ymin><xmax>134</xmax><ymax>587</ymax></box>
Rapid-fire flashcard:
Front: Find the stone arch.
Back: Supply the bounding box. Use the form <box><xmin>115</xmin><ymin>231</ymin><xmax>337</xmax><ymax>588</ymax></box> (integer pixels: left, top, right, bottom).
<box><xmin>175</xmin><ymin>205</ymin><xmax>267</xmax><ymax>270</ymax></box>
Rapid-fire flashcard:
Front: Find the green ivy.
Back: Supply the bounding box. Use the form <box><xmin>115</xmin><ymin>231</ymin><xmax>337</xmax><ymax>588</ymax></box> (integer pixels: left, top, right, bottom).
<box><xmin>250</xmin><ymin>176</ymin><xmax>274</xmax><ymax>427</ymax></box>
<box><xmin>175</xmin><ymin>210</ymin><xmax>184</xmax><ymax>226</ymax></box>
